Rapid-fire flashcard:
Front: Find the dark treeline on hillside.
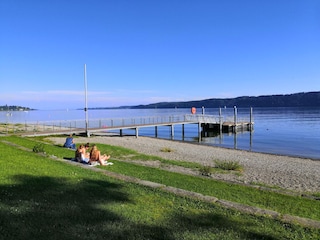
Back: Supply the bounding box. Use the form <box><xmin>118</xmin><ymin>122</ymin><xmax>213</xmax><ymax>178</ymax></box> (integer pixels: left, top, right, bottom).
<box><xmin>0</xmin><ymin>105</ymin><xmax>33</xmax><ymax>111</ymax></box>
<box><xmin>127</xmin><ymin>91</ymin><xmax>320</xmax><ymax>109</ymax></box>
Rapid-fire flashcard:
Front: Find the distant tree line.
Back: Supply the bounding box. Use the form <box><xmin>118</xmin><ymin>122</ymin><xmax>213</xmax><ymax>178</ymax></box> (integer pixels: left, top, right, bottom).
<box><xmin>128</xmin><ymin>91</ymin><xmax>320</xmax><ymax>109</ymax></box>
<box><xmin>0</xmin><ymin>105</ymin><xmax>33</xmax><ymax>111</ymax></box>
<box><xmin>6</xmin><ymin>91</ymin><xmax>320</xmax><ymax>111</ymax></box>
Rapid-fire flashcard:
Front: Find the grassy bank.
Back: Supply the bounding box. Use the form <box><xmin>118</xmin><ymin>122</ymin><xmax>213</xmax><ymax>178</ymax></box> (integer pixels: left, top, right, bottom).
<box><xmin>0</xmin><ymin>135</ymin><xmax>319</xmax><ymax>239</ymax></box>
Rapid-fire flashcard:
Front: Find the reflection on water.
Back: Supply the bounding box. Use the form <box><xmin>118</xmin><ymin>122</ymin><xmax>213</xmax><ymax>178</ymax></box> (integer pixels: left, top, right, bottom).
<box><xmin>201</xmin><ymin>129</ymin><xmax>254</xmax><ymax>151</ymax></box>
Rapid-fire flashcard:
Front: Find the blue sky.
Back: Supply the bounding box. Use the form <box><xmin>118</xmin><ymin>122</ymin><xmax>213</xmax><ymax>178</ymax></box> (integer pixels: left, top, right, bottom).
<box><xmin>1</xmin><ymin>0</ymin><xmax>319</xmax><ymax>110</ymax></box>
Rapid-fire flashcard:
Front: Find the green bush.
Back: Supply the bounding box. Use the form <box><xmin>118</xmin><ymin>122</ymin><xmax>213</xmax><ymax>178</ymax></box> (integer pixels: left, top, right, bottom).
<box><xmin>214</xmin><ymin>160</ymin><xmax>243</xmax><ymax>171</ymax></box>
<box><xmin>33</xmin><ymin>143</ymin><xmax>45</xmax><ymax>153</ymax></box>
<box><xmin>199</xmin><ymin>165</ymin><xmax>212</xmax><ymax>176</ymax></box>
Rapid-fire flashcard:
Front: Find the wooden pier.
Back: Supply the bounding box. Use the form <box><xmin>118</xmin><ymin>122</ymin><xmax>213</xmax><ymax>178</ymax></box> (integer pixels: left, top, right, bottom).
<box><xmin>20</xmin><ymin>108</ymin><xmax>254</xmax><ymax>141</ymax></box>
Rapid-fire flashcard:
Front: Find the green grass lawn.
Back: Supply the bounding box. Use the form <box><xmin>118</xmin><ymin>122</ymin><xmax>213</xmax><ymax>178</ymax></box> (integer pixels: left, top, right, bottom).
<box><xmin>0</xmin><ymin>135</ymin><xmax>319</xmax><ymax>239</ymax></box>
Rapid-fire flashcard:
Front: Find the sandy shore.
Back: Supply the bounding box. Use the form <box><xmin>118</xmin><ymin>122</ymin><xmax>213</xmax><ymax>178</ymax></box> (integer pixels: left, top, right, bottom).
<box><xmin>49</xmin><ymin>135</ymin><xmax>320</xmax><ymax>193</ymax></box>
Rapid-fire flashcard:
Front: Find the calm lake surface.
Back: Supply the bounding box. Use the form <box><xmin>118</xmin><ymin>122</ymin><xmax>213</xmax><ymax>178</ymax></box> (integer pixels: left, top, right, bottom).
<box><xmin>1</xmin><ymin>107</ymin><xmax>319</xmax><ymax>160</ymax></box>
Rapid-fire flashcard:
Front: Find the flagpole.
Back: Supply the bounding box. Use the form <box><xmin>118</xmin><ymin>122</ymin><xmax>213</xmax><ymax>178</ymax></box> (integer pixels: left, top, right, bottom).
<box><xmin>84</xmin><ymin>64</ymin><xmax>89</xmax><ymax>137</ymax></box>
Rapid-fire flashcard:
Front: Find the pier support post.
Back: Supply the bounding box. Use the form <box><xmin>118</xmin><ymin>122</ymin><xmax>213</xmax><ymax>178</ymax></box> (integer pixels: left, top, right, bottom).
<box><xmin>219</xmin><ymin>107</ymin><xmax>222</xmax><ymax>133</ymax></box>
<box><xmin>170</xmin><ymin>125</ymin><xmax>174</xmax><ymax>139</ymax></box>
<box><xmin>250</xmin><ymin>107</ymin><xmax>253</xmax><ymax>131</ymax></box>
<box><xmin>234</xmin><ymin>132</ymin><xmax>237</xmax><ymax>149</ymax></box>
<box><xmin>182</xmin><ymin>124</ymin><xmax>185</xmax><ymax>140</ymax></box>
<box><xmin>198</xmin><ymin>123</ymin><xmax>201</xmax><ymax>142</ymax></box>
<box><xmin>250</xmin><ymin>130</ymin><xmax>253</xmax><ymax>150</ymax></box>
<box><xmin>155</xmin><ymin>126</ymin><xmax>158</xmax><ymax>138</ymax></box>
<box><xmin>234</xmin><ymin>106</ymin><xmax>237</xmax><ymax>133</ymax></box>
<box><xmin>135</xmin><ymin>128</ymin><xmax>139</xmax><ymax>138</ymax></box>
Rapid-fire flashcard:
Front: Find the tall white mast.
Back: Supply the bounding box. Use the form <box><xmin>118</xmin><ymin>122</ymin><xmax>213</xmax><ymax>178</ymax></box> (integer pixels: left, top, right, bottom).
<box><xmin>84</xmin><ymin>64</ymin><xmax>89</xmax><ymax>136</ymax></box>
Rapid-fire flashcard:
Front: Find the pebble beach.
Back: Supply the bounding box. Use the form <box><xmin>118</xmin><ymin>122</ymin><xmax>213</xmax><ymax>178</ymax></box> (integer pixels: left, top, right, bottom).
<box><xmin>50</xmin><ymin>135</ymin><xmax>320</xmax><ymax>193</ymax></box>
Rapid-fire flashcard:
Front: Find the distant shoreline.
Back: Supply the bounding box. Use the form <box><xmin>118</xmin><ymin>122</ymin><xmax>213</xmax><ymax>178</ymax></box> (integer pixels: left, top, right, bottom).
<box><xmin>2</xmin><ymin>91</ymin><xmax>320</xmax><ymax>110</ymax></box>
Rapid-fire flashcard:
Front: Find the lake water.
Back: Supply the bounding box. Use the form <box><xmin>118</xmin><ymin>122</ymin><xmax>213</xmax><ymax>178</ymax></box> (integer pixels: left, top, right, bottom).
<box><xmin>1</xmin><ymin>107</ymin><xmax>319</xmax><ymax>160</ymax></box>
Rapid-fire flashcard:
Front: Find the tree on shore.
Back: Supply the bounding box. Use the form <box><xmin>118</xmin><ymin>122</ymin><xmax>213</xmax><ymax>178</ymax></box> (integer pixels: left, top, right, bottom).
<box><xmin>0</xmin><ymin>105</ymin><xmax>33</xmax><ymax>111</ymax></box>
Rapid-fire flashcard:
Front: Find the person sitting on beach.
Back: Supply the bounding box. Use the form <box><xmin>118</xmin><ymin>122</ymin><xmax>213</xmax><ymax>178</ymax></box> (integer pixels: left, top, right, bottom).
<box><xmin>63</xmin><ymin>134</ymin><xmax>76</xmax><ymax>149</ymax></box>
<box><xmin>75</xmin><ymin>145</ymin><xmax>82</xmax><ymax>162</ymax></box>
<box><xmin>84</xmin><ymin>142</ymin><xmax>90</xmax><ymax>151</ymax></box>
<box><xmin>75</xmin><ymin>144</ymin><xmax>90</xmax><ymax>163</ymax></box>
<box><xmin>75</xmin><ymin>145</ymin><xmax>83</xmax><ymax>162</ymax></box>
<box><xmin>89</xmin><ymin>144</ymin><xmax>112</xmax><ymax>166</ymax></box>
<box><xmin>82</xmin><ymin>143</ymin><xmax>91</xmax><ymax>163</ymax></box>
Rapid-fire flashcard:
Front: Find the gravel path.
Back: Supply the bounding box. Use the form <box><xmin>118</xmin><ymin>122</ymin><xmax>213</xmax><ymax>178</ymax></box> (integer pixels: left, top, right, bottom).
<box><xmin>49</xmin><ymin>135</ymin><xmax>320</xmax><ymax>193</ymax></box>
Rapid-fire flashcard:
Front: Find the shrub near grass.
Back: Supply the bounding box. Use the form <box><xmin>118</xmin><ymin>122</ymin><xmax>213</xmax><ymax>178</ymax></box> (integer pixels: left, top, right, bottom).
<box><xmin>32</xmin><ymin>143</ymin><xmax>45</xmax><ymax>153</ymax></box>
<box><xmin>199</xmin><ymin>165</ymin><xmax>212</xmax><ymax>176</ymax></box>
<box><xmin>199</xmin><ymin>160</ymin><xmax>243</xmax><ymax>176</ymax></box>
<box><xmin>1</xmin><ymin>140</ymin><xmax>320</xmax><ymax>239</ymax></box>
<box><xmin>214</xmin><ymin>159</ymin><xmax>243</xmax><ymax>171</ymax></box>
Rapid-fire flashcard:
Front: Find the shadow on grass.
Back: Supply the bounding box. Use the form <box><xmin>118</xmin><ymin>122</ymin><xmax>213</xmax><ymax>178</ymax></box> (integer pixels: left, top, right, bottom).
<box><xmin>0</xmin><ymin>174</ymin><xmax>299</xmax><ymax>239</ymax></box>
<box><xmin>168</xmin><ymin>211</ymin><xmax>280</xmax><ymax>240</ymax></box>
<box><xmin>0</xmin><ymin>174</ymin><xmax>126</xmax><ymax>239</ymax></box>
<box><xmin>0</xmin><ymin>174</ymin><xmax>179</xmax><ymax>239</ymax></box>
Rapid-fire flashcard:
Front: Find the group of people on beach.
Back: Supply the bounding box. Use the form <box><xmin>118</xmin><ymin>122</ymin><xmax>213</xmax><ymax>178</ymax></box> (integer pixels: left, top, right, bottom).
<box><xmin>63</xmin><ymin>134</ymin><xmax>112</xmax><ymax>166</ymax></box>
<box><xmin>75</xmin><ymin>143</ymin><xmax>112</xmax><ymax>166</ymax></box>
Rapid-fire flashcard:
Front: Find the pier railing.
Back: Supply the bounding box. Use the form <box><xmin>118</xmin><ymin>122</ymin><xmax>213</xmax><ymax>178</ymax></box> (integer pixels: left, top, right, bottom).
<box><xmin>185</xmin><ymin>114</ymin><xmax>220</xmax><ymax>123</ymax></box>
<box><xmin>185</xmin><ymin>114</ymin><xmax>249</xmax><ymax>124</ymax></box>
<box><xmin>4</xmin><ymin>114</ymin><xmax>199</xmax><ymax>134</ymax></box>
<box><xmin>92</xmin><ymin>114</ymin><xmax>196</xmax><ymax>129</ymax></box>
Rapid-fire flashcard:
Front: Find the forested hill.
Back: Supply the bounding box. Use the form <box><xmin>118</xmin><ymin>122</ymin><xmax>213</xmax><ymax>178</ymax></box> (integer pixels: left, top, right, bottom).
<box><xmin>129</xmin><ymin>91</ymin><xmax>320</xmax><ymax>109</ymax></box>
<box><xmin>5</xmin><ymin>92</ymin><xmax>318</xmax><ymax>111</ymax></box>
